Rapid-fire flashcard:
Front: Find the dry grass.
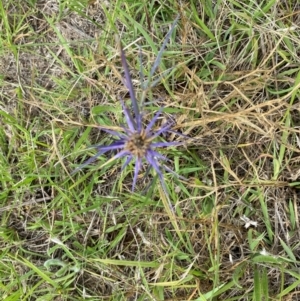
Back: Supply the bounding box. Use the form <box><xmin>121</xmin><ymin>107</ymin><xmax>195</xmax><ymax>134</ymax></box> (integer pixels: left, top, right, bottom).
<box><xmin>1</xmin><ymin>0</ymin><xmax>300</xmax><ymax>300</ymax></box>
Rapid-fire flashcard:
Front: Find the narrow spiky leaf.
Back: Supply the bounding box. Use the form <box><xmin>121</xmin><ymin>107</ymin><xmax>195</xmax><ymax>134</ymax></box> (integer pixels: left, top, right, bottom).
<box><xmin>120</xmin><ymin>98</ymin><xmax>136</xmax><ymax>132</ymax></box>
<box><xmin>145</xmin><ymin>108</ymin><xmax>163</xmax><ymax>134</ymax></box>
<box><xmin>138</xmin><ymin>45</ymin><xmax>145</xmax><ymax>90</ymax></box>
<box><xmin>149</xmin><ymin>15</ymin><xmax>179</xmax><ymax>80</ymax></box>
<box><xmin>120</xmin><ymin>44</ymin><xmax>140</xmax><ymax>128</ymax></box>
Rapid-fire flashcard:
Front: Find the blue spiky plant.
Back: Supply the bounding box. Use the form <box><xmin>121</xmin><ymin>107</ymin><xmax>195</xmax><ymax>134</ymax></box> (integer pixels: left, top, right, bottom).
<box><xmin>73</xmin><ymin>16</ymin><xmax>181</xmax><ymax>194</ymax></box>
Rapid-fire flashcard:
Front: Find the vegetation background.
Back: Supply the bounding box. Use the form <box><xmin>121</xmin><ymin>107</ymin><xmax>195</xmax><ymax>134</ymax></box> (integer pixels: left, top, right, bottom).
<box><xmin>0</xmin><ymin>0</ymin><xmax>300</xmax><ymax>300</ymax></box>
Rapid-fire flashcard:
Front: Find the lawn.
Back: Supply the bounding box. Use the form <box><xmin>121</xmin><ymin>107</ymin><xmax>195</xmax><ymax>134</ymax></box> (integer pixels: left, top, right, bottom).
<box><xmin>1</xmin><ymin>0</ymin><xmax>300</xmax><ymax>300</ymax></box>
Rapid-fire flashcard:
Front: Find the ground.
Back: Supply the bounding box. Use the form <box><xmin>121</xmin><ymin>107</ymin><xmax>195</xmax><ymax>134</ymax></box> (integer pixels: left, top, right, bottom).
<box><xmin>0</xmin><ymin>0</ymin><xmax>300</xmax><ymax>300</ymax></box>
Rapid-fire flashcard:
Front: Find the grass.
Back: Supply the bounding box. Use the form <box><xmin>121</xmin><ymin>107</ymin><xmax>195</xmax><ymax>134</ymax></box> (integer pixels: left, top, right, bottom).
<box><xmin>0</xmin><ymin>0</ymin><xmax>300</xmax><ymax>300</ymax></box>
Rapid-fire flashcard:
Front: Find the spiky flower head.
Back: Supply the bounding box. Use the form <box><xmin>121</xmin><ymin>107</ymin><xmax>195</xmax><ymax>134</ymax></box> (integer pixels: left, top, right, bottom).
<box><xmin>73</xmin><ymin>16</ymin><xmax>180</xmax><ymax>192</ymax></box>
